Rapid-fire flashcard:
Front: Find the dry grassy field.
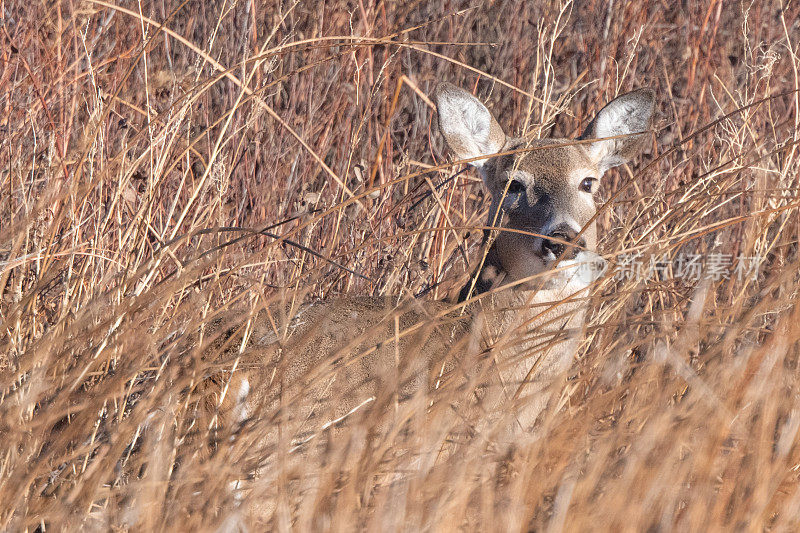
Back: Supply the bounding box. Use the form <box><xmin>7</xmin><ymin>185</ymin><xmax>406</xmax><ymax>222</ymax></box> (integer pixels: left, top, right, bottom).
<box><xmin>1</xmin><ymin>0</ymin><xmax>799</xmax><ymax>530</ymax></box>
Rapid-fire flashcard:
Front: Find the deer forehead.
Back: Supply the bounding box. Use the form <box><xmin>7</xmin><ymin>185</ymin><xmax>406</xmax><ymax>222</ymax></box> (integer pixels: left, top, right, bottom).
<box><xmin>488</xmin><ymin>139</ymin><xmax>597</xmax><ymax>190</ymax></box>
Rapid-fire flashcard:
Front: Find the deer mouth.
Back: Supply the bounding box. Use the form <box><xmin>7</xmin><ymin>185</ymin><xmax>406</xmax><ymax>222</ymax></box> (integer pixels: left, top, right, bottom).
<box><xmin>531</xmin><ymin>235</ymin><xmax>607</xmax><ymax>286</ymax></box>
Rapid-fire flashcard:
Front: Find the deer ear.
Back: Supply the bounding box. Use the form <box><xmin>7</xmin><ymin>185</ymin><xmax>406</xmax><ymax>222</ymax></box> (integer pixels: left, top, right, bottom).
<box><xmin>581</xmin><ymin>88</ymin><xmax>655</xmax><ymax>173</ymax></box>
<box><xmin>435</xmin><ymin>82</ymin><xmax>506</xmax><ymax>168</ymax></box>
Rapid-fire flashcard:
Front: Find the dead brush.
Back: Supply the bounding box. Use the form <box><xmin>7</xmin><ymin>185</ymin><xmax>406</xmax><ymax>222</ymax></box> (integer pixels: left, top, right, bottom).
<box><xmin>1</xmin><ymin>0</ymin><xmax>800</xmax><ymax>531</ymax></box>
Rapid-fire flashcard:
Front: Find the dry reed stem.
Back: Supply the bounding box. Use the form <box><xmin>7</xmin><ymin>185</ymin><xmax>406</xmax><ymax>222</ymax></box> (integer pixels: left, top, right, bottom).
<box><xmin>1</xmin><ymin>0</ymin><xmax>799</xmax><ymax>530</ymax></box>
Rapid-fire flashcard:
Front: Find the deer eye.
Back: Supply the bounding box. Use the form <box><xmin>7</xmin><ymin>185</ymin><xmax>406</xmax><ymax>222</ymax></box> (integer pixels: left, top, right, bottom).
<box><xmin>580</xmin><ymin>177</ymin><xmax>596</xmax><ymax>193</ymax></box>
<box><xmin>506</xmin><ymin>179</ymin><xmax>525</xmax><ymax>195</ymax></box>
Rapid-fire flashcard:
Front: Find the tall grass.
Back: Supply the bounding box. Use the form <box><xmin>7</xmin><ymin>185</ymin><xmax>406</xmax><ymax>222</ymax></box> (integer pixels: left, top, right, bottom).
<box><xmin>1</xmin><ymin>0</ymin><xmax>799</xmax><ymax>530</ymax></box>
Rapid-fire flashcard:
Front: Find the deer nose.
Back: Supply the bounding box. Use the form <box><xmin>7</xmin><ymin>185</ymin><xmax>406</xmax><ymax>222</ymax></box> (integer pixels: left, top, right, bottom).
<box><xmin>542</xmin><ymin>225</ymin><xmax>586</xmax><ymax>260</ymax></box>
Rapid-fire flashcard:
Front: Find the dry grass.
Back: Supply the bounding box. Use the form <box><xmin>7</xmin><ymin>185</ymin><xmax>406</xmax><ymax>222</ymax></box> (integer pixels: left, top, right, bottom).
<box><xmin>1</xmin><ymin>0</ymin><xmax>800</xmax><ymax>530</ymax></box>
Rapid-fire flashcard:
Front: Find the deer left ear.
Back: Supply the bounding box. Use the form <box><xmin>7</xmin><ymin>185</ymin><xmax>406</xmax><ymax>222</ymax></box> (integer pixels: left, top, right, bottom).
<box><xmin>435</xmin><ymin>82</ymin><xmax>507</xmax><ymax>169</ymax></box>
<box><xmin>581</xmin><ymin>88</ymin><xmax>655</xmax><ymax>173</ymax></box>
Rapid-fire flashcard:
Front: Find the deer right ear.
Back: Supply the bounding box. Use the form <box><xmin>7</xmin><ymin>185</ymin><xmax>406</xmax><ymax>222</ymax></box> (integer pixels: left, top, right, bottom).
<box><xmin>435</xmin><ymin>83</ymin><xmax>506</xmax><ymax>168</ymax></box>
<box><xmin>580</xmin><ymin>88</ymin><xmax>655</xmax><ymax>174</ymax></box>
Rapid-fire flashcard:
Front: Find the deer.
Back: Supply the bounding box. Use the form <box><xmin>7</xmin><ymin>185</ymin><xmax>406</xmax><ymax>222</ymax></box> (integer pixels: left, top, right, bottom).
<box><xmin>199</xmin><ymin>83</ymin><xmax>654</xmax><ymax>518</ymax></box>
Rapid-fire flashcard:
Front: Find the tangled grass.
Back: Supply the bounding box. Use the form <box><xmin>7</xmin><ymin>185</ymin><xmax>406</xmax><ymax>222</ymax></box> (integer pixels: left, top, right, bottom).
<box><xmin>1</xmin><ymin>0</ymin><xmax>799</xmax><ymax>530</ymax></box>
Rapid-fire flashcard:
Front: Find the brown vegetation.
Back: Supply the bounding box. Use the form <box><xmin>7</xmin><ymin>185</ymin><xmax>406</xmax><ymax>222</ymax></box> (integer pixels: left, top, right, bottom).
<box><xmin>1</xmin><ymin>0</ymin><xmax>799</xmax><ymax>530</ymax></box>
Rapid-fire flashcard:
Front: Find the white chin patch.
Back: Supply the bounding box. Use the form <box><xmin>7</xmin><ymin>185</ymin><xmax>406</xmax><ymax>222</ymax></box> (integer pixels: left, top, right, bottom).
<box><xmin>548</xmin><ymin>251</ymin><xmax>608</xmax><ymax>287</ymax></box>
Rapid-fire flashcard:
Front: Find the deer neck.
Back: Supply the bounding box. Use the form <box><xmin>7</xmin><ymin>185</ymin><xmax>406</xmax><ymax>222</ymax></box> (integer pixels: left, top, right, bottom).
<box><xmin>457</xmin><ymin>231</ymin><xmax>595</xmax><ymax>336</ymax></box>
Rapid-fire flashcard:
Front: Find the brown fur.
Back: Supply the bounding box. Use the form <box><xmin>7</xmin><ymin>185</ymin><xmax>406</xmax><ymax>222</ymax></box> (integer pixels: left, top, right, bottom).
<box><xmin>201</xmin><ymin>83</ymin><xmax>654</xmax><ymax>525</ymax></box>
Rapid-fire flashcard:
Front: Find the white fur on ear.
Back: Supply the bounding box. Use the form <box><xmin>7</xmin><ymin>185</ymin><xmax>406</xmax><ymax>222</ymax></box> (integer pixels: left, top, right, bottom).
<box><xmin>435</xmin><ymin>83</ymin><xmax>506</xmax><ymax>168</ymax></box>
<box><xmin>582</xmin><ymin>88</ymin><xmax>655</xmax><ymax>173</ymax></box>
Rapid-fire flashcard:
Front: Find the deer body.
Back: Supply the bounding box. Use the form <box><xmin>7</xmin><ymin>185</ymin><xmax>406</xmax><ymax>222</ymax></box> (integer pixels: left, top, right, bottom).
<box><xmin>211</xmin><ymin>83</ymin><xmax>654</xmax><ymax>476</ymax></box>
<box><xmin>229</xmin><ymin>278</ymin><xmax>588</xmax><ymax>445</ymax></box>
